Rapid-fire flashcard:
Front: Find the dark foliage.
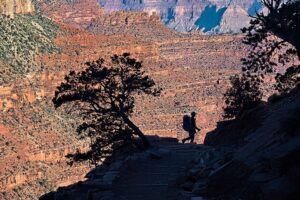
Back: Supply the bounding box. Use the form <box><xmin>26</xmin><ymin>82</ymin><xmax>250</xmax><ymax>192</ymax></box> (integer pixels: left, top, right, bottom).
<box><xmin>223</xmin><ymin>74</ymin><xmax>262</xmax><ymax>119</ymax></box>
<box><xmin>225</xmin><ymin>0</ymin><xmax>300</xmax><ymax>119</ymax></box>
<box><xmin>242</xmin><ymin>0</ymin><xmax>300</xmax><ymax>93</ymax></box>
<box><xmin>52</xmin><ymin>53</ymin><xmax>161</xmax><ymax>165</ymax></box>
<box><xmin>275</xmin><ymin>65</ymin><xmax>300</xmax><ymax>93</ymax></box>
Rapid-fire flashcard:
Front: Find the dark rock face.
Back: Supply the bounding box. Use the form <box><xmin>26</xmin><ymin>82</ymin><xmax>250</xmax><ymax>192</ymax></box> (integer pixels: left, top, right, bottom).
<box><xmin>98</xmin><ymin>0</ymin><xmax>262</xmax><ymax>33</ymax></box>
<box><xmin>186</xmin><ymin>90</ymin><xmax>300</xmax><ymax>200</ymax></box>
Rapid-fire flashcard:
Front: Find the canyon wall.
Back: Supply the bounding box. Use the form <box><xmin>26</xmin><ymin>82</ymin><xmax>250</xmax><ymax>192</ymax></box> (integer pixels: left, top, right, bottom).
<box><xmin>219</xmin><ymin>2</ymin><xmax>251</xmax><ymax>33</ymax></box>
<box><xmin>0</xmin><ymin>1</ymin><xmax>247</xmax><ymax>198</ymax></box>
<box><xmin>0</xmin><ymin>0</ymin><xmax>34</xmax><ymax>17</ymax></box>
<box><xmin>0</xmin><ymin>0</ymin><xmax>261</xmax><ymax>33</ymax></box>
<box><xmin>37</xmin><ymin>0</ymin><xmax>104</xmax><ymax>28</ymax></box>
<box><xmin>99</xmin><ymin>0</ymin><xmax>262</xmax><ymax>33</ymax></box>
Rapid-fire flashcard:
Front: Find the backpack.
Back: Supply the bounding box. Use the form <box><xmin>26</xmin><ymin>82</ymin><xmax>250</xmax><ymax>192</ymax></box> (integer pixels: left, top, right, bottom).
<box><xmin>182</xmin><ymin>115</ymin><xmax>191</xmax><ymax>131</ymax></box>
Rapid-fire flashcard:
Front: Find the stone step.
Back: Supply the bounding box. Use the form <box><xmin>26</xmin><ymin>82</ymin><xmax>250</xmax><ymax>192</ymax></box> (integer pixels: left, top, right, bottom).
<box><xmin>113</xmin><ymin>190</ymin><xmax>189</xmax><ymax>200</ymax></box>
<box><xmin>116</xmin><ymin>177</ymin><xmax>178</xmax><ymax>185</ymax></box>
<box><xmin>125</xmin><ymin>169</ymin><xmax>186</xmax><ymax>175</ymax></box>
<box><xmin>115</xmin><ymin>183</ymin><xmax>170</xmax><ymax>187</ymax></box>
<box><xmin>169</xmin><ymin>151</ymin><xmax>197</xmax><ymax>155</ymax></box>
<box><xmin>126</xmin><ymin>172</ymin><xmax>179</xmax><ymax>175</ymax></box>
<box><xmin>164</xmin><ymin>148</ymin><xmax>205</xmax><ymax>152</ymax></box>
<box><xmin>136</xmin><ymin>162</ymin><xmax>190</xmax><ymax>167</ymax></box>
<box><xmin>162</xmin><ymin>147</ymin><xmax>199</xmax><ymax>150</ymax></box>
<box><xmin>135</xmin><ymin>166</ymin><xmax>187</xmax><ymax>170</ymax></box>
<box><xmin>109</xmin><ymin>144</ymin><xmax>200</xmax><ymax>200</ymax></box>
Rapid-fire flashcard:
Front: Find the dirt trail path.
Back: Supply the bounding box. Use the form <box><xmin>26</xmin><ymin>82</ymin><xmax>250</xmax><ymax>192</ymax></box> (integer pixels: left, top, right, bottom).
<box><xmin>112</xmin><ymin>143</ymin><xmax>204</xmax><ymax>200</ymax></box>
<box><xmin>39</xmin><ymin>142</ymin><xmax>207</xmax><ymax>200</ymax></box>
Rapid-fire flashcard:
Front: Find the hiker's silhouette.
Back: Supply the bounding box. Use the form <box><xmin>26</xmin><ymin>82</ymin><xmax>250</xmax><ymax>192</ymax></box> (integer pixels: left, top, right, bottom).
<box><xmin>182</xmin><ymin>112</ymin><xmax>201</xmax><ymax>144</ymax></box>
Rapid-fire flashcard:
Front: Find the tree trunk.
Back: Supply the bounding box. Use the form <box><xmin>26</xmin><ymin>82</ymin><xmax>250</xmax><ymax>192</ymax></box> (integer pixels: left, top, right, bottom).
<box><xmin>296</xmin><ymin>45</ymin><xmax>300</xmax><ymax>60</ymax></box>
<box><xmin>120</xmin><ymin>113</ymin><xmax>150</xmax><ymax>148</ymax></box>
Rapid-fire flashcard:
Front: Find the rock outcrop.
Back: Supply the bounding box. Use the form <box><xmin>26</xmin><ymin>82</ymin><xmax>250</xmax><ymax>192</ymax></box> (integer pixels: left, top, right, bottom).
<box><xmin>182</xmin><ymin>88</ymin><xmax>300</xmax><ymax>199</ymax></box>
<box><xmin>37</xmin><ymin>0</ymin><xmax>104</xmax><ymax>28</ymax></box>
<box><xmin>219</xmin><ymin>2</ymin><xmax>251</xmax><ymax>33</ymax></box>
<box><xmin>87</xmin><ymin>11</ymin><xmax>180</xmax><ymax>40</ymax></box>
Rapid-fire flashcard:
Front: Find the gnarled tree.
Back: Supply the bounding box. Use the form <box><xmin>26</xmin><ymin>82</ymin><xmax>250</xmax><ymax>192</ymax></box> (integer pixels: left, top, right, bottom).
<box><xmin>53</xmin><ymin>53</ymin><xmax>161</xmax><ymax>164</ymax></box>
<box><xmin>224</xmin><ymin>0</ymin><xmax>300</xmax><ymax>119</ymax></box>
<box><xmin>242</xmin><ymin>0</ymin><xmax>300</xmax><ymax>93</ymax></box>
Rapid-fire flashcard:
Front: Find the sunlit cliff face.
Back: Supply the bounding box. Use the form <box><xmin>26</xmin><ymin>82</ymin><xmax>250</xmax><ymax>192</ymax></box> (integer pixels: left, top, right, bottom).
<box><xmin>98</xmin><ymin>0</ymin><xmax>262</xmax><ymax>33</ymax></box>
<box><xmin>0</xmin><ymin>0</ymin><xmax>34</xmax><ymax>17</ymax></box>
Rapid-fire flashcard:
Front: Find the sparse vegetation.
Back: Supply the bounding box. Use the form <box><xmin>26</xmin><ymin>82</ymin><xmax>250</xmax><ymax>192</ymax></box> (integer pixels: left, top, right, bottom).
<box><xmin>37</xmin><ymin>178</ymin><xmax>54</xmax><ymax>192</ymax></box>
<box><xmin>0</xmin><ymin>14</ymin><xmax>59</xmax><ymax>78</ymax></box>
<box><xmin>224</xmin><ymin>0</ymin><xmax>300</xmax><ymax>119</ymax></box>
<box><xmin>242</xmin><ymin>0</ymin><xmax>300</xmax><ymax>94</ymax></box>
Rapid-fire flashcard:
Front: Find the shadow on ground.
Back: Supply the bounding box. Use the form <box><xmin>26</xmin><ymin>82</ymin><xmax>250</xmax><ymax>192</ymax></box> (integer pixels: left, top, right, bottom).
<box><xmin>39</xmin><ymin>136</ymin><xmax>204</xmax><ymax>200</ymax></box>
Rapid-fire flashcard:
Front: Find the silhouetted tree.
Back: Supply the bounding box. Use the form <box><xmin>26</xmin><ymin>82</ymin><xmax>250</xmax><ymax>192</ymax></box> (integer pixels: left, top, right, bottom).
<box><xmin>223</xmin><ymin>74</ymin><xmax>262</xmax><ymax>119</ymax></box>
<box><xmin>242</xmin><ymin>0</ymin><xmax>300</xmax><ymax>93</ymax></box>
<box><xmin>53</xmin><ymin>53</ymin><xmax>161</xmax><ymax>165</ymax></box>
<box><xmin>224</xmin><ymin>0</ymin><xmax>300</xmax><ymax>118</ymax></box>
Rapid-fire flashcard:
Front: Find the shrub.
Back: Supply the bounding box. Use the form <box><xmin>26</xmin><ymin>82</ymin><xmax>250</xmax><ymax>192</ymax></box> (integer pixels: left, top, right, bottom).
<box><xmin>223</xmin><ymin>73</ymin><xmax>262</xmax><ymax>119</ymax></box>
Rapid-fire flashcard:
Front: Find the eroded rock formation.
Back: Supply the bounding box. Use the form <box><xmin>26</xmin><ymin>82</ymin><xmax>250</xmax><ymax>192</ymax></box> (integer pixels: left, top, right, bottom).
<box><xmin>182</xmin><ymin>89</ymin><xmax>300</xmax><ymax>200</ymax></box>
<box><xmin>219</xmin><ymin>2</ymin><xmax>251</xmax><ymax>33</ymax></box>
<box><xmin>87</xmin><ymin>11</ymin><xmax>180</xmax><ymax>40</ymax></box>
<box><xmin>36</xmin><ymin>0</ymin><xmax>104</xmax><ymax>28</ymax></box>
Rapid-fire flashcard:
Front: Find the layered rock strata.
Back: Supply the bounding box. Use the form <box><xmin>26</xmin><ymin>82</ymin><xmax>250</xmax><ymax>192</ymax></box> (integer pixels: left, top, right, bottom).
<box><xmin>37</xmin><ymin>0</ymin><xmax>104</xmax><ymax>28</ymax></box>
<box><xmin>87</xmin><ymin>11</ymin><xmax>181</xmax><ymax>41</ymax></box>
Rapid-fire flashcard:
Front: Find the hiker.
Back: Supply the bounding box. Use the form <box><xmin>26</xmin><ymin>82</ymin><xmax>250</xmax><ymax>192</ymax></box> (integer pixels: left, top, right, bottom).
<box><xmin>182</xmin><ymin>112</ymin><xmax>201</xmax><ymax>144</ymax></box>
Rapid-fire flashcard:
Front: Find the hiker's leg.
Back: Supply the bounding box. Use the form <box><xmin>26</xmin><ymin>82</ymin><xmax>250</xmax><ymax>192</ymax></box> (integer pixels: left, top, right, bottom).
<box><xmin>190</xmin><ymin>134</ymin><xmax>195</xmax><ymax>143</ymax></box>
<box><xmin>189</xmin><ymin>130</ymin><xmax>195</xmax><ymax>143</ymax></box>
<box><xmin>188</xmin><ymin>130</ymin><xmax>194</xmax><ymax>143</ymax></box>
<box><xmin>182</xmin><ymin>136</ymin><xmax>190</xmax><ymax>144</ymax></box>
<box><xmin>182</xmin><ymin>138</ymin><xmax>186</xmax><ymax>143</ymax></box>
